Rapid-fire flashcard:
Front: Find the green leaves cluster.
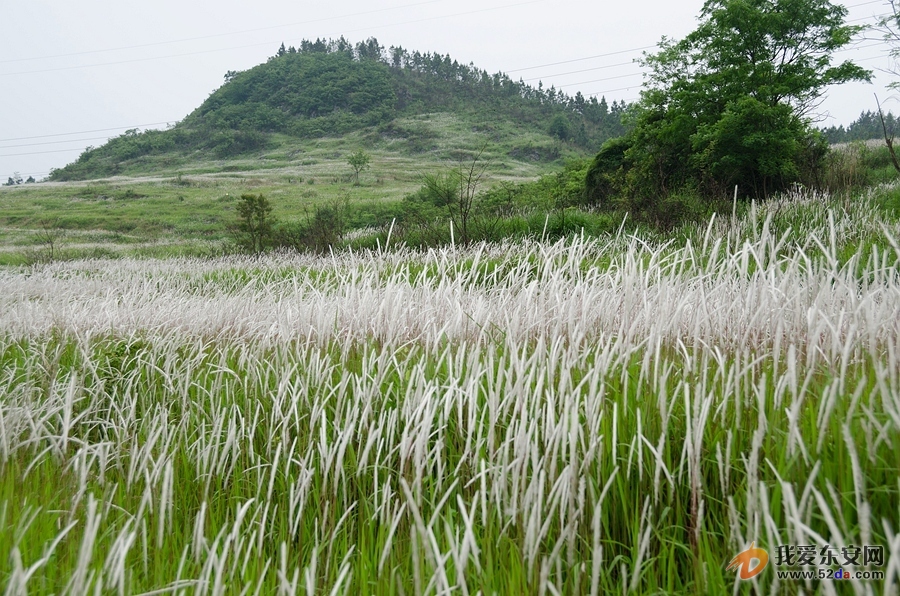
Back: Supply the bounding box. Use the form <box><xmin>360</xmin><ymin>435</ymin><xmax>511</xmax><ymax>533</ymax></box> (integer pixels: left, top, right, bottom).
<box><xmin>346</xmin><ymin>150</ymin><xmax>371</xmax><ymax>185</ymax></box>
<box><xmin>200</xmin><ymin>51</ymin><xmax>395</xmax><ymax>130</ymax></box>
<box><xmin>233</xmin><ymin>193</ymin><xmax>276</xmax><ymax>254</ymax></box>
<box><xmin>587</xmin><ymin>0</ymin><xmax>870</xmax><ymax>205</ymax></box>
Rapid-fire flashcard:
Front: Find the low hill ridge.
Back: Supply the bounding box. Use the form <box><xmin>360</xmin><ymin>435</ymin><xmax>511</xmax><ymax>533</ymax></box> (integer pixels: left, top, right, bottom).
<box><xmin>50</xmin><ymin>37</ymin><xmax>628</xmax><ymax>181</ymax></box>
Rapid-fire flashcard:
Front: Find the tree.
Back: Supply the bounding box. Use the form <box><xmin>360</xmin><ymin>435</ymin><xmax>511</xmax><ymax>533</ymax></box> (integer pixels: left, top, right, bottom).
<box><xmin>347</xmin><ymin>150</ymin><xmax>371</xmax><ymax>185</ymax></box>
<box><xmin>647</xmin><ymin>0</ymin><xmax>869</xmax><ymax>117</ymax></box>
<box><xmin>34</xmin><ymin>219</ymin><xmax>64</xmax><ymax>262</ymax></box>
<box><xmin>593</xmin><ymin>0</ymin><xmax>870</xmax><ymax>201</ymax></box>
<box><xmin>234</xmin><ymin>193</ymin><xmax>275</xmax><ymax>254</ymax></box>
<box><xmin>549</xmin><ymin>114</ymin><xmax>572</xmax><ymax>141</ymax></box>
<box><xmin>412</xmin><ymin>149</ymin><xmax>489</xmax><ymax>244</ymax></box>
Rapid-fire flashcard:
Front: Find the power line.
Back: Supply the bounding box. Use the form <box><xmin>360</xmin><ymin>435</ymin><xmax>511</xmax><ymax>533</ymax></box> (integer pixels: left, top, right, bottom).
<box><xmin>0</xmin><ymin>43</ymin><xmax>271</xmax><ymax>77</ymax></box>
<box><xmin>0</xmin><ymin>0</ymin><xmax>446</xmax><ymax>65</ymax></box>
<box><xmin>0</xmin><ymin>0</ymin><xmax>549</xmax><ymax>77</ymax></box>
<box><xmin>514</xmin><ymin>12</ymin><xmax>887</xmax><ymax>86</ymax></box>
<box><xmin>0</xmin><ymin>135</ymin><xmax>131</xmax><ymax>150</ymax></box>
<box><xmin>507</xmin><ymin>47</ymin><xmax>654</xmax><ymax>74</ymax></box>
<box><xmin>555</xmin><ymin>72</ymin><xmax>644</xmax><ymax>89</ymax></box>
<box><xmin>583</xmin><ymin>84</ymin><xmax>644</xmax><ymax>98</ymax></box>
<box><xmin>847</xmin><ymin>11</ymin><xmax>893</xmax><ymax>23</ymax></box>
<box><xmin>0</xmin><ymin>148</ymin><xmax>87</xmax><ymax>158</ymax></box>
<box><xmin>0</xmin><ymin>122</ymin><xmax>175</xmax><ymax>143</ymax></box>
<box><xmin>844</xmin><ymin>0</ymin><xmax>887</xmax><ymax>7</ymax></box>
<box><xmin>521</xmin><ymin>60</ymin><xmax>638</xmax><ymax>83</ymax></box>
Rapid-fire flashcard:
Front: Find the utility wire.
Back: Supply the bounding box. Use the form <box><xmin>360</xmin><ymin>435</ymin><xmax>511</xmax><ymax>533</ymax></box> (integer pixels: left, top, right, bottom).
<box><xmin>0</xmin><ymin>148</ymin><xmax>87</xmax><ymax>158</ymax></box>
<box><xmin>521</xmin><ymin>60</ymin><xmax>637</xmax><ymax>83</ymax></box>
<box><xmin>507</xmin><ymin>47</ymin><xmax>654</xmax><ymax>73</ymax></box>
<box><xmin>0</xmin><ymin>135</ymin><xmax>133</xmax><ymax>150</ymax></box>
<box><xmin>583</xmin><ymin>84</ymin><xmax>644</xmax><ymax>98</ymax></box>
<box><xmin>523</xmin><ymin>41</ymin><xmax>886</xmax><ymax>88</ymax></box>
<box><xmin>553</xmin><ymin>72</ymin><xmax>644</xmax><ymax>88</ymax></box>
<box><xmin>0</xmin><ymin>122</ymin><xmax>175</xmax><ymax>143</ymax></box>
<box><xmin>0</xmin><ymin>0</ymin><xmax>446</xmax><ymax>65</ymax></box>
<box><xmin>0</xmin><ymin>0</ymin><xmax>549</xmax><ymax>77</ymax></box>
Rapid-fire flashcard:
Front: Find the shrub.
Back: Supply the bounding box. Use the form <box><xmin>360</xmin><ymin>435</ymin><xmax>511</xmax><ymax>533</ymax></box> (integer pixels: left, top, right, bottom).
<box><xmin>232</xmin><ymin>194</ymin><xmax>276</xmax><ymax>253</ymax></box>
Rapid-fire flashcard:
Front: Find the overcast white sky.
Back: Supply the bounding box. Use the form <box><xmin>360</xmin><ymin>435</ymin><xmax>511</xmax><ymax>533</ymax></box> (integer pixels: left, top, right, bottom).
<box><xmin>0</xmin><ymin>0</ymin><xmax>896</xmax><ymax>181</ymax></box>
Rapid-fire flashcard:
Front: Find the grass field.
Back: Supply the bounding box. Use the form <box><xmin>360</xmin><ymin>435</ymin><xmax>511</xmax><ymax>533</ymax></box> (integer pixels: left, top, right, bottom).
<box><xmin>1</xmin><ymin>188</ymin><xmax>899</xmax><ymax>594</ymax></box>
<box><xmin>0</xmin><ymin>112</ymin><xmax>571</xmax><ymax>266</ymax></box>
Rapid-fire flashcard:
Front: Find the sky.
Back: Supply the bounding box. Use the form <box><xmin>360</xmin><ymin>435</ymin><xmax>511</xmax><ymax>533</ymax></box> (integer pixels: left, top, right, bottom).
<box><xmin>1</xmin><ymin>0</ymin><xmax>897</xmax><ymax>181</ymax></box>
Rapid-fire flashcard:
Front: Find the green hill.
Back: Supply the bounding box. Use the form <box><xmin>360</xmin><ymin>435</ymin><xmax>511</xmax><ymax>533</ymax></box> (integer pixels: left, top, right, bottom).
<box><xmin>49</xmin><ymin>37</ymin><xmax>628</xmax><ymax>181</ymax></box>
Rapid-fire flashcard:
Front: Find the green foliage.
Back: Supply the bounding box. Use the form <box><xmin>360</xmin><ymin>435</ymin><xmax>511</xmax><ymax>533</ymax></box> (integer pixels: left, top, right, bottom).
<box><xmin>585</xmin><ymin>137</ymin><xmax>631</xmax><ymax>208</ymax></box>
<box><xmin>276</xmin><ymin>200</ymin><xmax>348</xmax><ymax>253</ymax></box>
<box><xmin>209</xmin><ymin>130</ymin><xmax>270</xmax><ymax>157</ymax></box>
<box><xmin>664</xmin><ymin>0</ymin><xmax>869</xmax><ymax>111</ymax></box>
<box><xmin>346</xmin><ymin>150</ymin><xmax>371</xmax><ymax>184</ymax></box>
<box><xmin>596</xmin><ymin>0</ymin><xmax>871</xmax><ymax>206</ymax></box>
<box><xmin>821</xmin><ymin>110</ymin><xmax>899</xmax><ymax>143</ymax></box>
<box><xmin>814</xmin><ymin>141</ymin><xmax>900</xmax><ymax>192</ymax></box>
<box><xmin>548</xmin><ymin>113</ymin><xmax>572</xmax><ymax>141</ymax></box>
<box><xmin>233</xmin><ymin>193</ymin><xmax>276</xmax><ymax>253</ymax></box>
<box><xmin>198</xmin><ymin>50</ymin><xmax>395</xmax><ymax>130</ymax></box>
<box><xmin>691</xmin><ymin>97</ymin><xmax>825</xmax><ymax>197</ymax></box>
<box><xmin>403</xmin><ymin>153</ymin><xmax>491</xmax><ymax>244</ymax></box>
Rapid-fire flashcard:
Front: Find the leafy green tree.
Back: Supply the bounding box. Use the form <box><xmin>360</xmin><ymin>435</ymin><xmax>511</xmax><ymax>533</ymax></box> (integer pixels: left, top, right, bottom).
<box><xmin>691</xmin><ymin>96</ymin><xmax>824</xmax><ymax>197</ymax></box>
<box><xmin>234</xmin><ymin>193</ymin><xmax>275</xmax><ymax>253</ymax></box>
<box><xmin>549</xmin><ymin>114</ymin><xmax>572</xmax><ymax>141</ymax></box>
<box><xmin>595</xmin><ymin>0</ymin><xmax>870</xmax><ymax>201</ymax></box>
<box><xmin>347</xmin><ymin>150</ymin><xmax>371</xmax><ymax>185</ymax></box>
<box><xmin>647</xmin><ymin>0</ymin><xmax>869</xmax><ymax>116</ymax></box>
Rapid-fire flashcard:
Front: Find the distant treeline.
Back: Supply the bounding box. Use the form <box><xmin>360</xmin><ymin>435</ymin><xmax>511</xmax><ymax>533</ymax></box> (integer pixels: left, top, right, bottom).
<box><xmin>821</xmin><ymin>110</ymin><xmax>898</xmax><ymax>144</ymax></box>
<box><xmin>50</xmin><ymin>37</ymin><xmax>629</xmax><ymax>181</ymax></box>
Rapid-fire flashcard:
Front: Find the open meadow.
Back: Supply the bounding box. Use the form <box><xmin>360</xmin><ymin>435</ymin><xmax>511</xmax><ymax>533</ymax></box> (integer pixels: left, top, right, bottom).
<box><xmin>0</xmin><ymin>112</ymin><xmax>567</xmax><ymax>266</ymax></box>
<box><xmin>1</xmin><ymin>189</ymin><xmax>900</xmax><ymax>594</ymax></box>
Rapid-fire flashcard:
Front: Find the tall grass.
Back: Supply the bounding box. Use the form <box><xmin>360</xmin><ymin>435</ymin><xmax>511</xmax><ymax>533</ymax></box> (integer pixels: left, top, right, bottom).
<box><xmin>1</xmin><ymin>191</ymin><xmax>899</xmax><ymax>594</ymax></box>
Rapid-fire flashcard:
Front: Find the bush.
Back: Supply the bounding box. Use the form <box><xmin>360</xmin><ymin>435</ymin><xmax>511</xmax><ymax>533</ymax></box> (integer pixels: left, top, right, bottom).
<box><xmin>585</xmin><ymin>137</ymin><xmax>631</xmax><ymax>208</ymax></box>
<box><xmin>275</xmin><ymin>200</ymin><xmax>348</xmax><ymax>253</ymax></box>
<box><xmin>232</xmin><ymin>194</ymin><xmax>276</xmax><ymax>253</ymax></box>
<box><xmin>210</xmin><ymin>130</ymin><xmax>270</xmax><ymax>158</ymax></box>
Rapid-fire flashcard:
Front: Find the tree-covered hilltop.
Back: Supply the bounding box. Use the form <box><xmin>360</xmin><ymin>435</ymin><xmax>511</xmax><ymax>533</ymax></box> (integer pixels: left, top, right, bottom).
<box><xmin>50</xmin><ymin>37</ymin><xmax>629</xmax><ymax>181</ymax></box>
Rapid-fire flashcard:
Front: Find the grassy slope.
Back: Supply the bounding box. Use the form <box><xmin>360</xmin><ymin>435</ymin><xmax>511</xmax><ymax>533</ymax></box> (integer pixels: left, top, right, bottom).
<box><xmin>0</xmin><ymin>112</ymin><xmax>582</xmax><ymax>265</ymax></box>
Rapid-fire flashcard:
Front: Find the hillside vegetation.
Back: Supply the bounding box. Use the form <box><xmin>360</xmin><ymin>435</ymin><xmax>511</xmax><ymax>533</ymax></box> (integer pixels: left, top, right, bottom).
<box><xmin>49</xmin><ymin>37</ymin><xmax>627</xmax><ymax>182</ymax></box>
